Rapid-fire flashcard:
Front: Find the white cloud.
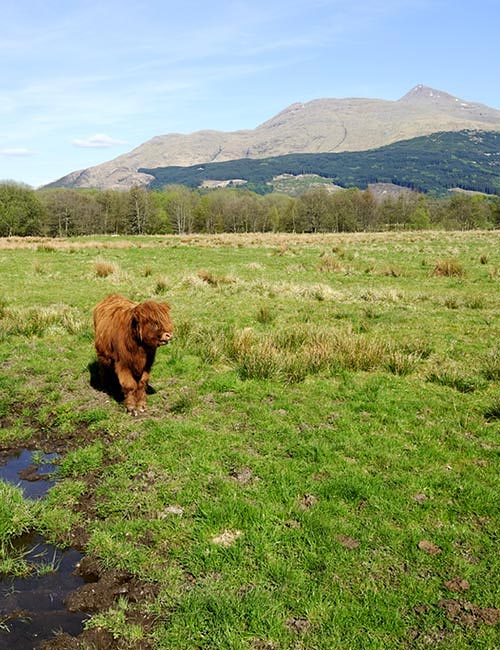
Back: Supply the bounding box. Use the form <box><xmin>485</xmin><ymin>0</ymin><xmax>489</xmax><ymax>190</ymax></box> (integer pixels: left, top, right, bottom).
<box><xmin>0</xmin><ymin>147</ymin><xmax>37</xmax><ymax>156</ymax></box>
<box><xmin>72</xmin><ymin>134</ymin><xmax>128</xmax><ymax>148</ymax></box>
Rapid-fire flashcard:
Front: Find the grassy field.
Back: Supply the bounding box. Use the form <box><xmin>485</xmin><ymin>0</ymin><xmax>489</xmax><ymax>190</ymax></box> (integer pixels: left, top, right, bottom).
<box><xmin>0</xmin><ymin>231</ymin><xmax>499</xmax><ymax>649</ymax></box>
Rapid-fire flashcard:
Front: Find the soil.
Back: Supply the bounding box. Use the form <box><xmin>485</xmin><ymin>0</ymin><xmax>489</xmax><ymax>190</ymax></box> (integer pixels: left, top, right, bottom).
<box><xmin>37</xmin><ymin>559</ymin><xmax>159</xmax><ymax>649</ymax></box>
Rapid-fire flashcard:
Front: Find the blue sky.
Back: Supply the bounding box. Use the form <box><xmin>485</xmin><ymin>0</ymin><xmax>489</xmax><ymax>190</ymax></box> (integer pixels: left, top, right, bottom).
<box><xmin>1</xmin><ymin>0</ymin><xmax>499</xmax><ymax>188</ymax></box>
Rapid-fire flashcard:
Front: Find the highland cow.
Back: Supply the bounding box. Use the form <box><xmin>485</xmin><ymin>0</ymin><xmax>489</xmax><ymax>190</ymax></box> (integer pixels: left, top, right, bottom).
<box><xmin>93</xmin><ymin>294</ymin><xmax>173</xmax><ymax>415</ymax></box>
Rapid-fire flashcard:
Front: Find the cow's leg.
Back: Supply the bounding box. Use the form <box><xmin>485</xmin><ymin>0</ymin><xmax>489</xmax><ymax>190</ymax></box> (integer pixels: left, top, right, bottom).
<box><xmin>135</xmin><ymin>370</ymin><xmax>151</xmax><ymax>412</ymax></box>
<box><xmin>115</xmin><ymin>363</ymin><xmax>139</xmax><ymax>415</ymax></box>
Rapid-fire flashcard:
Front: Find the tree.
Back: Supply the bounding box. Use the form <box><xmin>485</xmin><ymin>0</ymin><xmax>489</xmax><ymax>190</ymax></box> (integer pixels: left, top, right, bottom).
<box><xmin>0</xmin><ymin>182</ymin><xmax>45</xmax><ymax>236</ymax></box>
<box><xmin>128</xmin><ymin>186</ymin><xmax>158</xmax><ymax>234</ymax></box>
<box><xmin>161</xmin><ymin>185</ymin><xmax>197</xmax><ymax>234</ymax></box>
<box><xmin>296</xmin><ymin>187</ymin><xmax>331</xmax><ymax>232</ymax></box>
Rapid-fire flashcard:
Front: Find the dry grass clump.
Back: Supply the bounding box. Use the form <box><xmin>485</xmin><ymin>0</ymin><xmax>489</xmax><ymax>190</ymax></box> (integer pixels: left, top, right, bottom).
<box><xmin>175</xmin><ymin>321</ymin><xmax>399</xmax><ymax>383</ymax></box>
<box><xmin>172</xmin><ymin>319</ymin><xmax>227</xmax><ymax>365</ymax></box>
<box><xmin>196</xmin><ymin>269</ymin><xmax>237</xmax><ymax>287</ymax></box>
<box><xmin>378</xmin><ymin>266</ymin><xmax>403</xmax><ymax>277</ymax></box>
<box><xmin>432</xmin><ymin>258</ymin><xmax>465</xmax><ymax>277</ymax></box>
<box><xmin>94</xmin><ymin>259</ymin><xmax>119</xmax><ymax>278</ymax></box>
<box><xmin>318</xmin><ymin>253</ymin><xmax>344</xmax><ymax>273</ymax></box>
<box><xmin>385</xmin><ymin>351</ymin><xmax>422</xmax><ymax>376</ymax></box>
<box><xmin>155</xmin><ymin>277</ymin><xmax>169</xmax><ymax>294</ymax></box>
<box><xmin>256</xmin><ymin>304</ymin><xmax>275</xmax><ymax>324</ymax></box>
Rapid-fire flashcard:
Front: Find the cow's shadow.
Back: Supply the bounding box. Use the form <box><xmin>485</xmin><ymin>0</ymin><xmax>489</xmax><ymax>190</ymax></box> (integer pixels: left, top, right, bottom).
<box><xmin>88</xmin><ymin>360</ymin><xmax>156</xmax><ymax>406</ymax></box>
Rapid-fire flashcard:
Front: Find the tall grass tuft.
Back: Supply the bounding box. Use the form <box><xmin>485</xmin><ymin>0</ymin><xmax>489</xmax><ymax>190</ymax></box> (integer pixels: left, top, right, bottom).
<box><xmin>256</xmin><ymin>304</ymin><xmax>275</xmax><ymax>324</ymax></box>
<box><xmin>94</xmin><ymin>259</ymin><xmax>119</xmax><ymax>278</ymax></box>
<box><xmin>155</xmin><ymin>277</ymin><xmax>169</xmax><ymax>294</ymax></box>
<box><xmin>0</xmin><ymin>304</ymin><xmax>84</xmax><ymax>338</ymax></box>
<box><xmin>385</xmin><ymin>350</ymin><xmax>422</xmax><ymax>376</ymax></box>
<box><xmin>0</xmin><ymin>483</ymin><xmax>33</xmax><ymax>540</ymax></box>
<box><xmin>432</xmin><ymin>258</ymin><xmax>465</xmax><ymax>277</ymax></box>
<box><xmin>318</xmin><ymin>253</ymin><xmax>344</xmax><ymax>273</ymax></box>
<box><xmin>196</xmin><ymin>269</ymin><xmax>236</xmax><ymax>287</ymax></box>
<box><xmin>482</xmin><ymin>347</ymin><xmax>500</xmax><ymax>381</ymax></box>
<box><xmin>227</xmin><ymin>324</ymin><xmax>396</xmax><ymax>382</ymax></box>
<box><xmin>426</xmin><ymin>362</ymin><xmax>480</xmax><ymax>393</ymax></box>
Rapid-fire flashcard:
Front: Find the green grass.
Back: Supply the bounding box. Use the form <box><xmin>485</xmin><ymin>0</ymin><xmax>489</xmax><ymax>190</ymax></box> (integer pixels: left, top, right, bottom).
<box><xmin>0</xmin><ymin>231</ymin><xmax>499</xmax><ymax>648</ymax></box>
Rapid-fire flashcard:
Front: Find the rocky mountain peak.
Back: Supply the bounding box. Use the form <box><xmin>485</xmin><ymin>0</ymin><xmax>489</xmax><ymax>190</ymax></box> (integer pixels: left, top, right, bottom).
<box><xmin>399</xmin><ymin>84</ymin><xmax>459</xmax><ymax>103</ymax></box>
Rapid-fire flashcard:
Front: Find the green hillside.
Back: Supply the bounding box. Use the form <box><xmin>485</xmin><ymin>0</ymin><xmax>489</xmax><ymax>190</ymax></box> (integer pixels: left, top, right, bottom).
<box><xmin>140</xmin><ymin>130</ymin><xmax>500</xmax><ymax>195</ymax></box>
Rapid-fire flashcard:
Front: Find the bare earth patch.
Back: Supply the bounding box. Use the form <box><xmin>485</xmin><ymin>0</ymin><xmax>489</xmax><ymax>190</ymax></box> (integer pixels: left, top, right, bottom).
<box><xmin>211</xmin><ymin>529</ymin><xmax>243</xmax><ymax>547</ymax></box>
<box><xmin>438</xmin><ymin>599</ymin><xmax>500</xmax><ymax>626</ymax></box>
<box><xmin>336</xmin><ymin>534</ymin><xmax>360</xmax><ymax>550</ymax></box>
<box><xmin>417</xmin><ymin>540</ymin><xmax>442</xmax><ymax>555</ymax></box>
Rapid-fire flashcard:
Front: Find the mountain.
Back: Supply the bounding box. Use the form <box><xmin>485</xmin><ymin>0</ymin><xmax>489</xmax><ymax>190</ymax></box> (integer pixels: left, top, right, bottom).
<box><xmin>47</xmin><ymin>85</ymin><xmax>500</xmax><ymax>190</ymax></box>
<box><xmin>140</xmin><ymin>130</ymin><xmax>500</xmax><ymax>196</ymax></box>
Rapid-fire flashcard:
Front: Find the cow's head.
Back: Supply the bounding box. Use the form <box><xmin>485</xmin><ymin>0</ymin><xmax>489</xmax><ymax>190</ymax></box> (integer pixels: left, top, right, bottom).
<box><xmin>132</xmin><ymin>301</ymin><xmax>174</xmax><ymax>348</ymax></box>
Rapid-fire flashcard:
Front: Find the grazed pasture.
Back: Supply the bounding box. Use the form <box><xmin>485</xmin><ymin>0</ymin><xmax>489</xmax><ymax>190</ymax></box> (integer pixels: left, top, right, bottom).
<box><xmin>0</xmin><ymin>231</ymin><xmax>499</xmax><ymax>649</ymax></box>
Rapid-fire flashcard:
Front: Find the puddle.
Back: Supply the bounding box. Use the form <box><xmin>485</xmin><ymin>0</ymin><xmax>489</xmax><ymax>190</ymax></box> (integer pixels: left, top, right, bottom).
<box><xmin>0</xmin><ymin>450</ymin><xmax>90</xmax><ymax>648</ymax></box>
<box><xmin>0</xmin><ymin>534</ymin><xmax>89</xmax><ymax>649</ymax></box>
<box><xmin>0</xmin><ymin>448</ymin><xmax>58</xmax><ymax>499</ymax></box>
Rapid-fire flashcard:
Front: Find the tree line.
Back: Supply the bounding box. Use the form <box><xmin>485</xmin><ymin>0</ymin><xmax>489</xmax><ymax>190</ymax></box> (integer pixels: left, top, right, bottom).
<box><xmin>1</xmin><ymin>182</ymin><xmax>499</xmax><ymax>237</ymax></box>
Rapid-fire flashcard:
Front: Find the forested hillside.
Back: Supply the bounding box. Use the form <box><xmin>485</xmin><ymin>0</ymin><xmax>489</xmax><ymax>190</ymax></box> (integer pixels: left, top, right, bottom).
<box><xmin>140</xmin><ymin>131</ymin><xmax>500</xmax><ymax>195</ymax></box>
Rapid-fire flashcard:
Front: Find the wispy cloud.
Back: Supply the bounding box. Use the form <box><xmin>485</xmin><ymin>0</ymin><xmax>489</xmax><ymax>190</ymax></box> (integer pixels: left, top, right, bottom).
<box><xmin>0</xmin><ymin>148</ymin><xmax>37</xmax><ymax>157</ymax></box>
<box><xmin>72</xmin><ymin>134</ymin><xmax>129</xmax><ymax>148</ymax></box>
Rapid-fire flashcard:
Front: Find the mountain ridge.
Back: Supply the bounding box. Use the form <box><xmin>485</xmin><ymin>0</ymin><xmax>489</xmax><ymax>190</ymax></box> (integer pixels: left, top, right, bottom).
<box><xmin>46</xmin><ymin>85</ymin><xmax>500</xmax><ymax>190</ymax></box>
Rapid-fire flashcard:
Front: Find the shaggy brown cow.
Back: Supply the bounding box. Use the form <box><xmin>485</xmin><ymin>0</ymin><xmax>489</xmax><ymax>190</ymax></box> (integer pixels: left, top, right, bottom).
<box><xmin>93</xmin><ymin>294</ymin><xmax>173</xmax><ymax>415</ymax></box>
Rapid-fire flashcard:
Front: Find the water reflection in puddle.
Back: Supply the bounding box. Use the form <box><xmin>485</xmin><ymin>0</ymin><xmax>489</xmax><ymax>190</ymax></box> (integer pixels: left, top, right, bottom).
<box><xmin>0</xmin><ymin>450</ymin><xmax>89</xmax><ymax>648</ymax></box>
<box><xmin>0</xmin><ymin>534</ymin><xmax>88</xmax><ymax>649</ymax></box>
<box><xmin>0</xmin><ymin>448</ymin><xmax>58</xmax><ymax>499</ymax></box>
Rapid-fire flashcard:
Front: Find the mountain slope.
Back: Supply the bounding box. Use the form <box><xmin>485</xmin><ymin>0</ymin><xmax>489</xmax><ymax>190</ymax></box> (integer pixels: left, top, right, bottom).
<box><xmin>140</xmin><ymin>130</ymin><xmax>500</xmax><ymax>196</ymax></box>
<box><xmin>47</xmin><ymin>86</ymin><xmax>500</xmax><ymax>190</ymax></box>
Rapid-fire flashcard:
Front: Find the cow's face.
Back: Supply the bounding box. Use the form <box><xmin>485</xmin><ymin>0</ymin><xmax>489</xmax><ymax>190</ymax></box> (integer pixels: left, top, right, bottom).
<box><xmin>133</xmin><ymin>302</ymin><xmax>173</xmax><ymax>348</ymax></box>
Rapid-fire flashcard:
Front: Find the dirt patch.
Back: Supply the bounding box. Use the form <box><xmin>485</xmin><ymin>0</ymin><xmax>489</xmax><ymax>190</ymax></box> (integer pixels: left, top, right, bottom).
<box><xmin>37</xmin><ymin>557</ymin><xmax>159</xmax><ymax>650</ymax></box>
<box><xmin>336</xmin><ymin>534</ymin><xmax>360</xmax><ymax>550</ymax></box>
<box><xmin>67</xmin><ymin>558</ymin><xmax>159</xmax><ymax>613</ymax></box>
<box><xmin>438</xmin><ymin>599</ymin><xmax>500</xmax><ymax>626</ymax></box>
<box><xmin>285</xmin><ymin>617</ymin><xmax>311</xmax><ymax>635</ymax></box>
<box><xmin>0</xmin><ymin>406</ymin><xmax>104</xmax><ymax>463</ymax></box>
<box><xmin>443</xmin><ymin>577</ymin><xmax>471</xmax><ymax>593</ymax></box>
<box><xmin>417</xmin><ymin>540</ymin><xmax>442</xmax><ymax>555</ymax></box>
